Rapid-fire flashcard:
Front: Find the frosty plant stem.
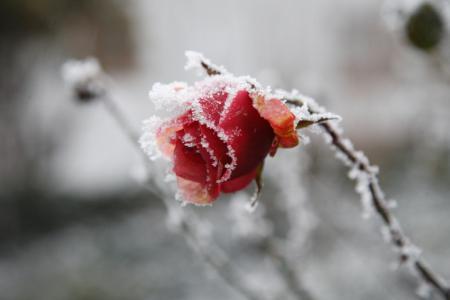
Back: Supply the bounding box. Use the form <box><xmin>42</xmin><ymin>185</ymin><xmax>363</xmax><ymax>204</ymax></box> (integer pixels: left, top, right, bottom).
<box><xmin>286</xmin><ymin>98</ymin><xmax>450</xmax><ymax>300</ymax></box>
<box><xmin>197</xmin><ymin>55</ymin><xmax>450</xmax><ymax>300</ymax></box>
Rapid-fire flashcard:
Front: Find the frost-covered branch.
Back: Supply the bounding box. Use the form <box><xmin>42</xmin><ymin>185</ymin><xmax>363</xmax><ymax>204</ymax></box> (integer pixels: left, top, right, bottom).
<box><xmin>195</xmin><ymin>53</ymin><xmax>449</xmax><ymax>299</ymax></box>
<box><xmin>286</xmin><ymin>97</ymin><xmax>450</xmax><ymax>300</ymax></box>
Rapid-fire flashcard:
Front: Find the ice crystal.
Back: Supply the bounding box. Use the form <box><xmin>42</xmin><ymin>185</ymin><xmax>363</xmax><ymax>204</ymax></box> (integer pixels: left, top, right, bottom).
<box><xmin>139</xmin><ymin>116</ymin><xmax>164</xmax><ymax>160</ymax></box>
<box><xmin>185</xmin><ymin>50</ymin><xmax>228</xmax><ymax>75</ymax></box>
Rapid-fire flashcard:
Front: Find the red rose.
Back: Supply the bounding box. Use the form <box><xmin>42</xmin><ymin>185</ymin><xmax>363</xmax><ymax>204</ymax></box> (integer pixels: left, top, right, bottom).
<box><xmin>152</xmin><ymin>77</ymin><xmax>298</xmax><ymax>205</ymax></box>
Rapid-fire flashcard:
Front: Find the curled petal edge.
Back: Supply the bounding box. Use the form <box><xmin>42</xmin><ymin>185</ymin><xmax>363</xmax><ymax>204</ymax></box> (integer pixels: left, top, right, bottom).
<box><xmin>252</xmin><ymin>94</ymin><xmax>299</xmax><ymax>149</ymax></box>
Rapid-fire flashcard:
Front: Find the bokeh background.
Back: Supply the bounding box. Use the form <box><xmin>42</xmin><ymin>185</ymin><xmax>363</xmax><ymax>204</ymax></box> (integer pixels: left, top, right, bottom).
<box><xmin>0</xmin><ymin>0</ymin><xmax>449</xmax><ymax>299</ymax></box>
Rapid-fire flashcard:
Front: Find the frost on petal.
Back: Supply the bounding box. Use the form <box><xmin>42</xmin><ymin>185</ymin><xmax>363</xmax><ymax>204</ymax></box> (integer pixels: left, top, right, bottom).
<box><xmin>149</xmin><ymin>82</ymin><xmax>192</xmax><ymax>118</ymax></box>
<box><xmin>220</xmin><ymin>90</ymin><xmax>274</xmax><ymax>179</ymax></box>
<box><xmin>141</xmin><ymin>83</ymin><xmax>195</xmax><ymax>160</ymax></box>
<box><xmin>141</xmin><ymin>66</ymin><xmax>307</xmax><ymax>205</ymax></box>
<box><xmin>173</xmin><ymin>139</ymin><xmax>207</xmax><ymax>183</ymax></box>
<box><xmin>155</xmin><ymin>113</ymin><xmax>192</xmax><ymax>158</ymax></box>
<box><xmin>199</xmin><ymin>125</ymin><xmax>229</xmax><ymax>166</ymax></box>
<box><xmin>252</xmin><ymin>94</ymin><xmax>298</xmax><ymax>148</ymax></box>
<box><xmin>196</xmin><ymin>90</ymin><xmax>228</xmax><ymax>127</ymax></box>
<box><xmin>187</xmin><ymin>76</ymin><xmax>268</xmax><ymax>184</ymax></box>
<box><xmin>140</xmin><ymin>116</ymin><xmax>165</xmax><ymax>160</ymax></box>
<box><xmin>221</xmin><ymin>167</ymin><xmax>258</xmax><ymax>193</ymax></box>
<box><xmin>183</xmin><ymin>123</ymin><xmax>222</xmax><ymax>199</ymax></box>
<box><xmin>176</xmin><ymin>177</ymin><xmax>213</xmax><ymax>205</ymax></box>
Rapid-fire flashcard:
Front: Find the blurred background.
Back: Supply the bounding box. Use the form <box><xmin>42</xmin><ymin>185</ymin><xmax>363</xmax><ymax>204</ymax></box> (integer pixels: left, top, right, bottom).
<box><xmin>0</xmin><ymin>0</ymin><xmax>449</xmax><ymax>299</ymax></box>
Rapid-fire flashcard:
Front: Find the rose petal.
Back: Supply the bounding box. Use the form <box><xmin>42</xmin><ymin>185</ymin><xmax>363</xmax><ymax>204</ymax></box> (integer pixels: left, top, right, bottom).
<box><xmin>197</xmin><ymin>141</ymin><xmax>221</xmax><ymax>199</ymax></box>
<box><xmin>220</xmin><ymin>90</ymin><xmax>275</xmax><ymax>179</ymax></box>
<box><xmin>175</xmin><ymin>121</ymin><xmax>225</xmax><ymax>200</ymax></box>
<box><xmin>177</xmin><ymin>177</ymin><xmax>213</xmax><ymax>205</ymax></box>
<box><xmin>157</xmin><ymin>112</ymin><xmax>194</xmax><ymax>157</ymax></box>
<box><xmin>253</xmin><ymin>95</ymin><xmax>298</xmax><ymax>148</ymax></box>
<box><xmin>199</xmin><ymin>124</ymin><xmax>229</xmax><ymax>166</ymax></box>
<box><xmin>173</xmin><ymin>138</ymin><xmax>206</xmax><ymax>183</ymax></box>
<box><xmin>198</xmin><ymin>91</ymin><xmax>228</xmax><ymax>127</ymax></box>
<box><xmin>221</xmin><ymin>167</ymin><xmax>258</xmax><ymax>193</ymax></box>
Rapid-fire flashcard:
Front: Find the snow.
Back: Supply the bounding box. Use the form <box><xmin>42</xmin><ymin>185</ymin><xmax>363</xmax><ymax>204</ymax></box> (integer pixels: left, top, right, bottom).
<box><xmin>200</xmin><ymin>137</ymin><xmax>218</xmax><ymax>167</ymax></box>
<box><xmin>148</xmin><ymin>82</ymin><xmax>192</xmax><ymax>118</ymax></box>
<box><xmin>61</xmin><ymin>58</ymin><xmax>104</xmax><ymax>99</ymax></box>
<box><xmin>139</xmin><ymin>116</ymin><xmax>164</xmax><ymax>160</ymax></box>
<box><xmin>184</xmin><ymin>50</ymin><xmax>229</xmax><ymax>75</ymax></box>
<box><xmin>62</xmin><ymin>58</ymin><xmax>101</xmax><ymax>87</ymax></box>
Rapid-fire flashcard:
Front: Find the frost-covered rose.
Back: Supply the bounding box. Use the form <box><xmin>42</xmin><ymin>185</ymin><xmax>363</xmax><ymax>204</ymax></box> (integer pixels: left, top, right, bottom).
<box><xmin>141</xmin><ymin>75</ymin><xmax>299</xmax><ymax>205</ymax></box>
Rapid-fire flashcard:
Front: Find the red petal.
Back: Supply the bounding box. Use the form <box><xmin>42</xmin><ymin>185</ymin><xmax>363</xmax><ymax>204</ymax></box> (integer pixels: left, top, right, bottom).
<box><xmin>198</xmin><ymin>91</ymin><xmax>228</xmax><ymax>127</ymax></box>
<box><xmin>253</xmin><ymin>95</ymin><xmax>298</xmax><ymax>148</ymax></box>
<box><xmin>157</xmin><ymin>111</ymin><xmax>194</xmax><ymax>157</ymax></box>
<box><xmin>199</xmin><ymin>124</ymin><xmax>229</xmax><ymax>165</ymax></box>
<box><xmin>183</xmin><ymin>122</ymin><xmax>224</xmax><ymax>199</ymax></box>
<box><xmin>221</xmin><ymin>168</ymin><xmax>257</xmax><ymax>193</ymax></box>
<box><xmin>197</xmin><ymin>140</ymin><xmax>221</xmax><ymax>200</ymax></box>
<box><xmin>173</xmin><ymin>138</ymin><xmax>206</xmax><ymax>184</ymax></box>
<box><xmin>219</xmin><ymin>90</ymin><xmax>274</xmax><ymax>179</ymax></box>
<box><xmin>177</xmin><ymin>177</ymin><xmax>215</xmax><ymax>205</ymax></box>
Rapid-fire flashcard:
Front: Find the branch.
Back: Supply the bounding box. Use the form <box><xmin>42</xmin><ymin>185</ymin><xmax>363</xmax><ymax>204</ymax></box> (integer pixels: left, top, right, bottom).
<box><xmin>285</xmin><ymin>97</ymin><xmax>450</xmax><ymax>300</ymax></box>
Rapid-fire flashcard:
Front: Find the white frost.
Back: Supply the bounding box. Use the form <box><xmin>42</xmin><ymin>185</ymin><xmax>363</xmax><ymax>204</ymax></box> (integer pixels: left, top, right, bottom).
<box><xmin>184</xmin><ymin>50</ymin><xmax>229</xmax><ymax>75</ymax></box>
<box><xmin>139</xmin><ymin>116</ymin><xmax>165</xmax><ymax>160</ymax></box>
<box><xmin>62</xmin><ymin>58</ymin><xmax>101</xmax><ymax>87</ymax></box>
<box><xmin>61</xmin><ymin>58</ymin><xmax>104</xmax><ymax>98</ymax></box>
<box><xmin>149</xmin><ymin>82</ymin><xmax>192</xmax><ymax>117</ymax></box>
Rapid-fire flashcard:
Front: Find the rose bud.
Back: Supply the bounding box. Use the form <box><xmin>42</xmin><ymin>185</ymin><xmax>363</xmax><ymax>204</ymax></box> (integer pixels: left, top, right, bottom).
<box><xmin>141</xmin><ymin>76</ymin><xmax>300</xmax><ymax>205</ymax></box>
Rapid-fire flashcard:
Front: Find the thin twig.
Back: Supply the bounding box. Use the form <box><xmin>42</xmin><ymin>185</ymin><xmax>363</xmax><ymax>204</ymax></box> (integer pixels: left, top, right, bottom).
<box><xmin>286</xmin><ymin>97</ymin><xmax>450</xmax><ymax>300</ymax></box>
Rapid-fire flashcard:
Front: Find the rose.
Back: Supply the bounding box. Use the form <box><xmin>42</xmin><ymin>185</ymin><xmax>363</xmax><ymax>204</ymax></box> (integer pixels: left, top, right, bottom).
<box><xmin>146</xmin><ymin>77</ymin><xmax>299</xmax><ymax>205</ymax></box>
